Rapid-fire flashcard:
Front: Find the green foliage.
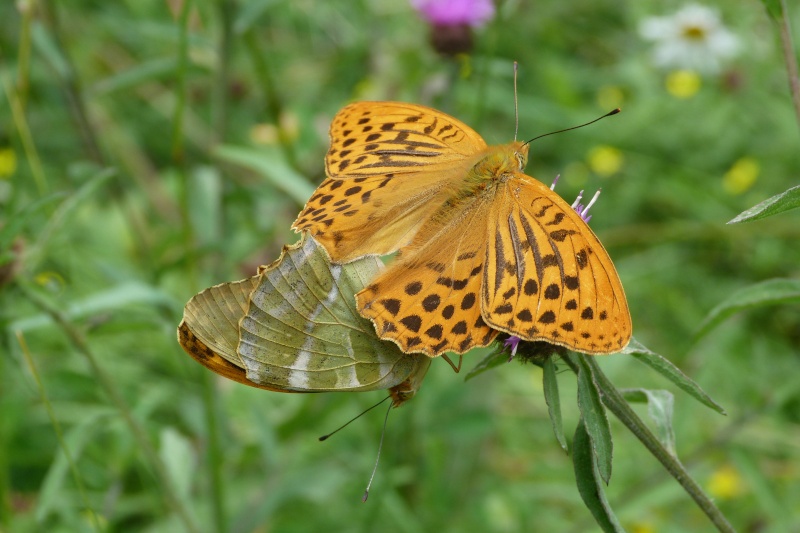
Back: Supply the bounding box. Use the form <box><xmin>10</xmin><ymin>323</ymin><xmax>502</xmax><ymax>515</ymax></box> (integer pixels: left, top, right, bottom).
<box><xmin>727</xmin><ymin>184</ymin><xmax>800</xmax><ymax>224</ymax></box>
<box><xmin>575</xmin><ymin>354</ymin><xmax>614</xmax><ymax>485</ymax></box>
<box><xmin>2</xmin><ymin>0</ymin><xmax>800</xmax><ymax>532</ymax></box>
<box><xmin>572</xmin><ymin>419</ymin><xmax>625</xmax><ymax>533</ymax></box>
<box><xmin>694</xmin><ymin>278</ymin><xmax>800</xmax><ymax>341</ymax></box>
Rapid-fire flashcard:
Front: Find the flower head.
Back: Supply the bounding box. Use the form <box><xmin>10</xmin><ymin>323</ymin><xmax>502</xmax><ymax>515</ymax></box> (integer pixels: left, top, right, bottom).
<box><xmin>723</xmin><ymin>157</ymin><xmax>759</xmax><ymax>195</ymax></box>
<box><xmin>587</xmin><ymin>145</ymin><xmax>623</xmax><ymax>177</ymax></box>
<box><xmin>0</xmin><ymin>147</ymin><xmax>17</xmax><ymax>179</ymax></box>
<box><xmin>707</xmin><ymin>464</ymin><xmax>746</xmax><ymax>500</ymax></box>
<box><xmin>411</xmin><ymin>0</ymin><xmax>495</xmax><ymax>56</ymax></box>
<box><xmin>504</xmin><ymin>336</ymin><xmax>521</xmax><ymax>360</ymax></box>
<box><xmin>639</xmin><ymin>4</ymin><xmax>740</xmax><ymax>74</ymax></box>
<box><xmin>571</xmin><ymin>189</ymin><xmax>602</xmax><ymax>224</ymax></box>
<box><xmin>665</xmin><ymin>69</ymin><xmax>702</xmax><ymax>98</ymax></box>
<box><xmin>411</xmin><ymin>0</ymin><xmax>495</xmax><ymax>27</ymax></box>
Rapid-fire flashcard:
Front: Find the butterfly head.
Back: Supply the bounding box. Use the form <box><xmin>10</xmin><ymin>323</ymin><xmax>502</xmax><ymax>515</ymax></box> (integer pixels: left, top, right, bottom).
<box><xmin>511</xmin><ymin>140</ymin><xmax>529</xmax><ymax>171</ymax></box>
<box><xmin>388</xmin><ymin>356</ymin><xmax>432</xmax><ymax>407</ymax></box>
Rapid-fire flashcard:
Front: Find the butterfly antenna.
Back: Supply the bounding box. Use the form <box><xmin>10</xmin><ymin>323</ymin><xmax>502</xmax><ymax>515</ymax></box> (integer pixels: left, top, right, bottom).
<box><xmin>362</xmin><ymin>401</ymin><xmax>393</xmax><ymax>502</ymax></box>
<box><xmin>513</xmin><ymin>61</ymin><xmax>520</xmax><ymax>142</ymax></box>
<box><xmin>523</xmin><ymin>108</ymin><xmax>620</xmax><ymax>147</ymax></box>
<box><xmin>319</xmin><ymin>396</ymin><xmax>392</xmax><ymax>442</ymax></box>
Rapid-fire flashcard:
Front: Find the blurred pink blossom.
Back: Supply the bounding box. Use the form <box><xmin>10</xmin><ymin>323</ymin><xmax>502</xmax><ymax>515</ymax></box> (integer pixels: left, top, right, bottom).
<box><xmin>410</xmin><ymin>0</ymin><xmax>495</xmax><ymax>28</ymax></box>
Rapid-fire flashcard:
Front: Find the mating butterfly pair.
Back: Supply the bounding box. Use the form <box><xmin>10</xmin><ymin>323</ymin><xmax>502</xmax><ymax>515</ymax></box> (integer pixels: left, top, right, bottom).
<box><xmin>179</xmin><ymin>101</ymin><xmax>631</xmax><ymax>404</ymax></box>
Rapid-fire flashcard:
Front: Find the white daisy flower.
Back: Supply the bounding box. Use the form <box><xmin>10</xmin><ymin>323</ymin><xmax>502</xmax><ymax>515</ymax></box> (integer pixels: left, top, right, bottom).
<box><xmin>639</xmin><ymin>4</ymin><xmax>740</xmax><ymax>74</ymax></box>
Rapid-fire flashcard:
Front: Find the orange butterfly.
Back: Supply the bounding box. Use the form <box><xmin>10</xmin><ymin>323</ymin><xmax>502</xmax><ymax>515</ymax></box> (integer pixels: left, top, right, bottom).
<box><xmin>293</xmin><ymin>102</ymin><xmax>631</xmax><ymax>357</ymax></box>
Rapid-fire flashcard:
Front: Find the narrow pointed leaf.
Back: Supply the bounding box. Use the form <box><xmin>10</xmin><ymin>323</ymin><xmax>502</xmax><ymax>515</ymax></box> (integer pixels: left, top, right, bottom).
<box><xmin>159</xmin><ymin>427</ymin><xmax>196</xmax><ymax>502</ymax></box>
<box><xmin>758</xmin><ymin>0</ymin><xmax>782</xmax><ymax>20</ymax></box>
<box><xmin>727</xmin><ymin>184</ymin><xmax>800</xmax><ymax>223</ymax></box>
<box><xmin>213</xmin><ymin>144</ymin><xmax>315</xmax><ymax>204</ymax></box>
<box><xmin>464</xmin><ymin>346</ymin><xmax>507</xmax><ymax>381</ymax></box>
<box><xmin>543</xmin><ymin>357</ymin><xmax>568</xmax><ymax>452</ymax></box>
<box><xmin>0</xmin><ymin>193</ymin><xmax>63</xmax><ymax>250</ymax></box>
<box><xmin>572</xmin><ymin>419</ymin><xmax>626</xmax><ymax>533</ymax></box>
<box><xmin>621</xmin><ymin>389</ymin><xmax>676</xmax><ymax>455</ymax></box>
<box><xmin>694</xmin><ymin>278</ymin><xmax>800</xmax><ymax>341</ymax></box>
<box><xmin>27</xmin><ymin>169</ymin><xmax>115</xmax><ymax>270</ymax></box>
<box><xmin>624</xmin><ymin>338</ymin><xmax>726</xmax><ymax>415</ymax></box>
<box><xmin>576</xmin><ymin>354</ymin><xmax>613</xmax><ymax>484</ymax></box>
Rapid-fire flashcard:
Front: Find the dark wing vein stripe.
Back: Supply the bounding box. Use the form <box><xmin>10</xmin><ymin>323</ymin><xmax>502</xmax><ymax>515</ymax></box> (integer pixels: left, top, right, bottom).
<box><xmin>507</xmin><ymin>211</ymin><xmax>526</xmax><ymax>293</ymax></box>
<box><xmin>384</xmin><ymin>135</ymin><xmax>445</xmax><ymax>149</ymax></box>
<box><xmin>357</xmin><ymin>160</ymin><xmax>427</xmax><ymax>169</ymax></box>
<box><xmin>371</xmin><ymin>150</ymin><xmax>441</xmax><ymax>157</ymax></box>
<box><xmin>518</xmin><ymin>210</ymin><xmax>544</xmax><ymax>285</ymax></box>
<box><xmin>493</xmin><ymin>228</ymin><xmax>505</xmax><ymax>295</ymax></box>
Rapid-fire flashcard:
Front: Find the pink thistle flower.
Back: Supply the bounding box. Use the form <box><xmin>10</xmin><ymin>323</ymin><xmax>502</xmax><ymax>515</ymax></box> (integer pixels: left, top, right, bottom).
<box><xmin>410</xmin><ymin>0</ymin><xmax>495</xmax><ymax>27</ymax></box>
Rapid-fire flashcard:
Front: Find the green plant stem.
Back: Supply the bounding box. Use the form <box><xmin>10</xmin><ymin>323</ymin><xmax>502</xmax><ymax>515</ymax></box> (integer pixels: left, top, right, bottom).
<box><xmin>171</xmin><ymin>5</ymin><xmax>225</xmax><ymax>530</ymax></box>
<box><xmin>18</xmin><ymin>282</ymin><xmax>200</xmax><ymax>533</ymax></box>
<box><xmin>16</xmin><ymin>331</ymin><xmax>104</xmax><ymax>533</ymax></box>
<box><xmin>171</xmin><ymin>0</ymin><xmax>192</xmax><ymax>164</ymax></box>
<box><xmin>2</xmin><ymin>75</ymin><xmax>48</xmax><ymax>194</ymax></box>
<box><xmin>242</xmin><ymin>31</ymin><xmax>300</xmax><ymax>172</ymax></box>
<box><xmin>777</xmin><ymin>0</ymin><xmax>800</xmax><ymax>133</ymax></box>
<box><xmin>561</xmin><ymin>355</ymin><xmax>735</xmax><ymax>533</ymax></box>
<box><xmin>39</xmin><ymin>2</ymin><xmax>105</xmax><ymax>165</ymax></box>
<box><xmin>16</xmin><ymin>0</ymin><xmax>34</xmax><ymax>110</ymax></box>
<box><xmin>201</xmin><ymin>372</ymin><xmax>226</xmax><ymax>533</ymax></box>
<box><xmin>212</xmin><ymin>0</ymin><xmax>234</xmax><ymax>143</ymax></box>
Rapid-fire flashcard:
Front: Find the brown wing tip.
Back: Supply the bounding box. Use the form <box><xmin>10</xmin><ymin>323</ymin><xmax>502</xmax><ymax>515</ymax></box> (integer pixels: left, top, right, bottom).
<box><xmin>177</xmin><ymin>320</ymin><xmax>292</xmax><ymax>392</ymax></box>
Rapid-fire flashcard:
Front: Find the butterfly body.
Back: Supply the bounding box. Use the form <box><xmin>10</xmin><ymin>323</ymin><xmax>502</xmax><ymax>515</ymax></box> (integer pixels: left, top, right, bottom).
<box><xmin>294</xmin><ymin>102</ymin><xmax>631</xmax><ymax>357</ymax></box>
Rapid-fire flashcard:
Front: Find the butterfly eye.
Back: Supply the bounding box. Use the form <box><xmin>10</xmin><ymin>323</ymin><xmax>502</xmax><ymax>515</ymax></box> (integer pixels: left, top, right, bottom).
<box><xmin>515</xmin><ymin>152</ymin><xmax>525</xmax><ymax>170</ymax></box>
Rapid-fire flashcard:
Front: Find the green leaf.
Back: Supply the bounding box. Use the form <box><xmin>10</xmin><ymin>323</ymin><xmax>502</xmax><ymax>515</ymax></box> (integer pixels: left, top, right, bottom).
<box><xmin>213</xmin><ymin>144</ymin><xmax>315</xmax><ymax>205</ymax></box>
<box><xmin>624</xmin><ymin>338</ymin><xmax>726</xmax><ymax>415</ymax></box>
<box><xmin>759</xmin><ymin>0</ymin><xmax>783</xmax><ymax>20</ymax></box>
<box><xmin>31</xmin><ymin>21</ymin><xmax>70</xmax><ymax>79</ymax></box>
<box><xmin>10</xmin><ymin>281</ymin><xmax>177</xmax><ymax>332</ymax></box>
<box><xmin>543</xmin><ymin>357</ymin><xmax>568</xmax><ymax>452</ymax></box>
<box><xmin>93</xmin><ymin>57</ymin><xmax>180</xmax><ymax>95</ymax></box>
<box><xmin>694</xmin><ymin>278</ymin><xmax>800</xmax><ymax>341</ymax></box>
<box><xmin>621</xmin><ymin>389</ymin><xmax>676</xmax><ymax>455</ymax></box>
<box><xmin>572</xmin><ymin>419</ymin><xmax>626</xmax><ymax>533</ymax></box>
<box><xmin>727</xmin><ymin>184</ymin><xmax>800</xmax><ymax>223</ymax></box>
<box><xmin>36</xmin><ymin>411</ymin><xmax>111</xmax><ymax>522</ymax></box>
<box><xmin>188</xmin><ymin>166</ymin><xmax>223</xmax><ymax>247</ymax></box>
<box><xmin>464</xmin><ymin>345</ymin><xmax>508</xmax><ymax>381</ymax></box>
<box><xmin>0</xmin><ymin>193</ymin><xmax>64</xmax><ymax>251</ymax></box>
<box><xmin>26</xmin><ymin>168</ymin><xmax>115</xmax><ymax>270</ymax></box>
<box><xmin>234</xmin><ymin>0</ymin><xmax>281</xmax><ymax>34</ymax></box>
<box><xmin>159</xmin><ymin>427</ymin><xmax>196</xmax><ymax>502</ymax></box>
<box><xmin>575</xmin><ymin>354</ymin><xmax>613</xmax><ymax>484</ymax></box>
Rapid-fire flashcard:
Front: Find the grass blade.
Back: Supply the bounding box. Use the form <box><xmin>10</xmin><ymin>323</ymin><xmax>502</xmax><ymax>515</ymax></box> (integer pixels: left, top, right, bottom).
<box><xmin>694</xmin><ymin>278</ymin><xmax>800</xmax><ymax>341</ymax></box>
<box><xmin>575</xmin><ymin>354</ymin><xmax>613</xmax><ymax>484</ymax></box>
<box><xmin>727</xmin><ymin>184</ymin><xmax>800</xmax><ymax>223</ymax></box>
<box><xmin>620</xmin><ymin>388</ymin><xmax>676</xmax><ymax>456</ymax></box>
<box><xmin>543</xmin><ymin>357</ymin><xmax>568</xmax><ymax>452</ymax></box>
<box><xmin>624</xmin><ymin>338</ymin><xmax>726</xmax><ymax>415</ymax></box>
<box><xmin>572</xmin><ymin>419</ymin><xmax>625</xmax><ymax>533</ymax></box>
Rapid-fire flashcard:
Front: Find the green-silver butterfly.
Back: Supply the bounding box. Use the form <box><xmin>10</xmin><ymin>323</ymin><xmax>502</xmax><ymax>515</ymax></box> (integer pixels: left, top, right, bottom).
<box><xmin>178</xmin><ymin>232</ymin><xmax>430</xmax><ymax>407</ymax></box>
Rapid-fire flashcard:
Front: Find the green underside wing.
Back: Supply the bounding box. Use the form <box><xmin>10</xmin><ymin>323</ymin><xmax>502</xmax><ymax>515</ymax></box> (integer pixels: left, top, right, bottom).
<box><xmin>178</xmin><ymin>233</ymin><xmax>430</xmax><ymax>406</ymax></box>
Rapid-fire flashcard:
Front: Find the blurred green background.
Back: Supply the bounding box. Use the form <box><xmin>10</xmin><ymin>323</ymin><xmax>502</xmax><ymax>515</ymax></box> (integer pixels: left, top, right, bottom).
<box><xmin>2</xmin><ymin>0</ymin><xmax>799</xmax><ymax>531</ymax></box>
